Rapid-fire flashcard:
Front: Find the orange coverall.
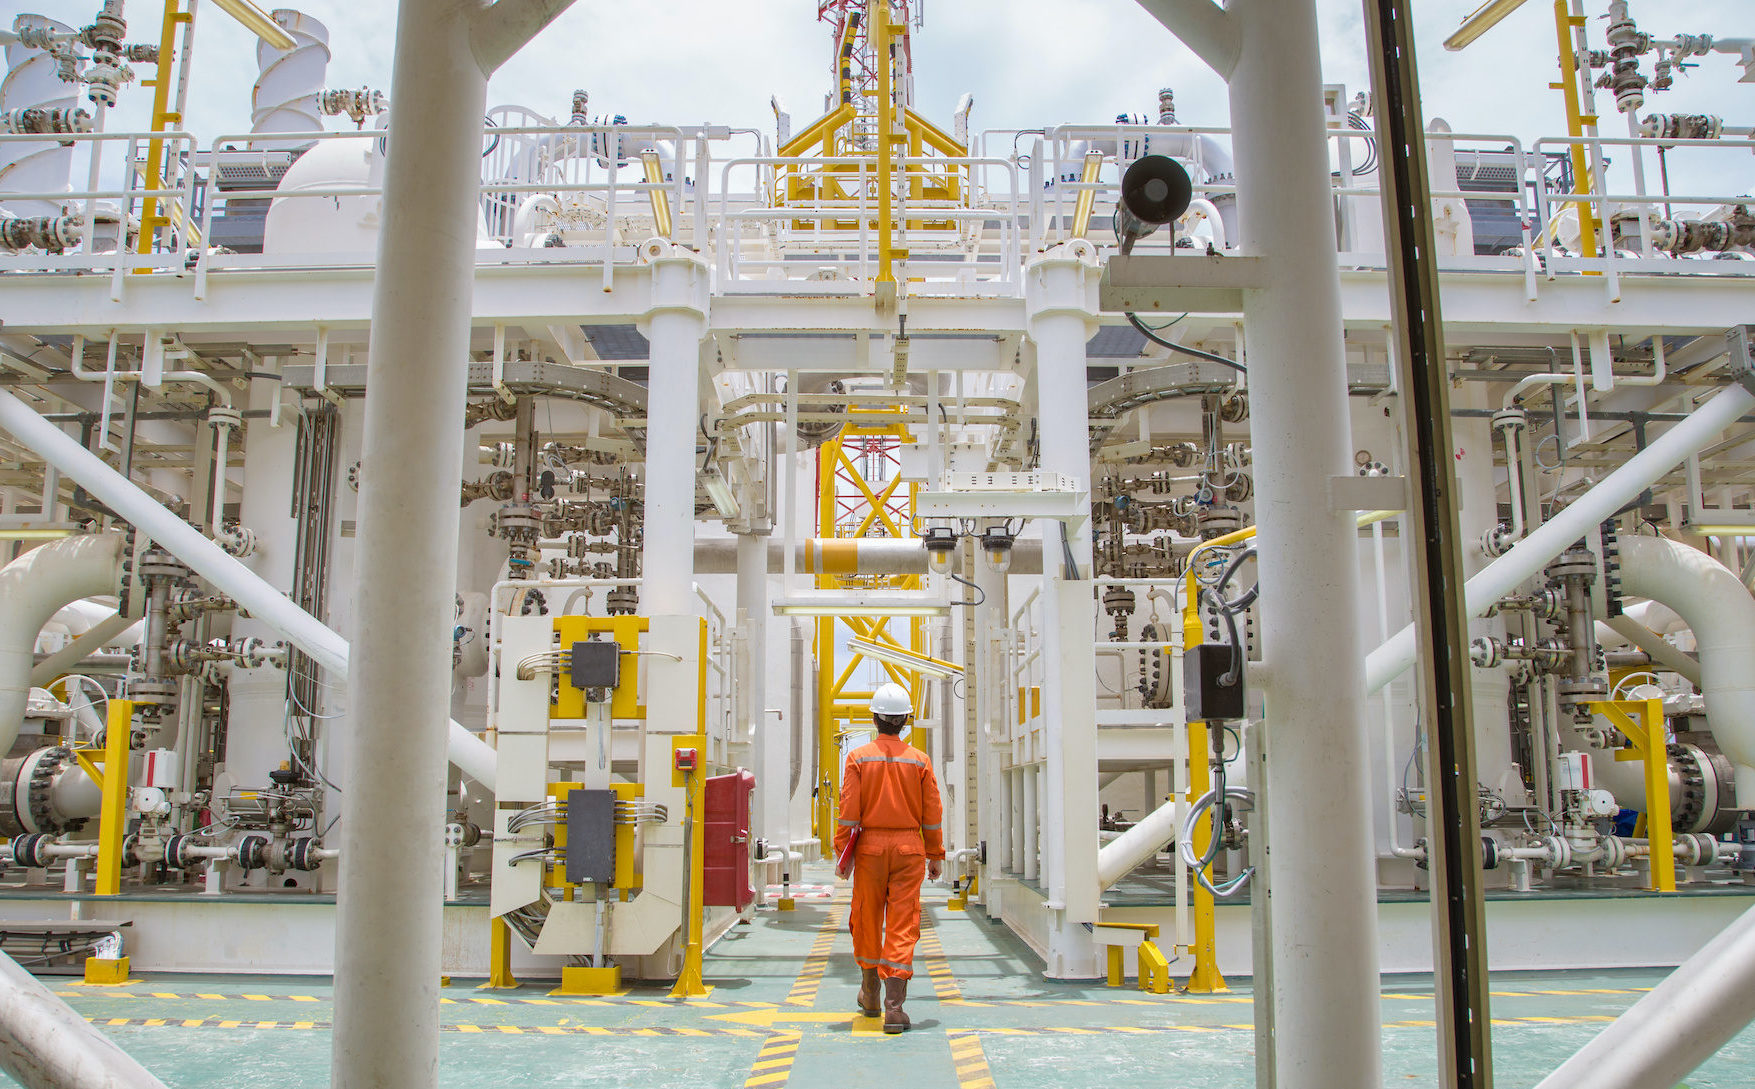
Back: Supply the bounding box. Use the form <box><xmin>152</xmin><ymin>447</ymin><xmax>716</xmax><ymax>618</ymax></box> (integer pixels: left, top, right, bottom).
<box><xmin>833</xmin><ymin>734</ymin><xmax>946</xmax><ymax>980</ymax></box>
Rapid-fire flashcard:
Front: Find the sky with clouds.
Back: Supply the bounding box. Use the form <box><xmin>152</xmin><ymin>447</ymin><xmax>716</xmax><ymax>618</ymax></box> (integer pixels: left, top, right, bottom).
<box><xmin>23</xmin><ymin>0</ymin><xmax>1755</xmax><ymax>205</ymax></box>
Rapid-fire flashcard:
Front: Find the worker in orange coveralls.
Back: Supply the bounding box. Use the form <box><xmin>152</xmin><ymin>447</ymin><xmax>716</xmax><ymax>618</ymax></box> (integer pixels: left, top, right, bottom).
<box><xmin>834</xmin><ymin>682</ymin><xmax>945</xmax><ymax>1034</ymax></box>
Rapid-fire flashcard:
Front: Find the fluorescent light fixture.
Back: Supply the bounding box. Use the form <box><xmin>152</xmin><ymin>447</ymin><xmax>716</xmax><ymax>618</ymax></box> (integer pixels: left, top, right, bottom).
<box><xmin>847</xmin><ymin>638</ymin><xmax>963</xmax><ymax>679</ymax></box>
<box><xmin>1443</xmin><ymin>0</ymin><xmax>1532</xmax><ymax>52</ymax></box>
<box><xmin>773</xmin><ymin>591</ymin><xmax>950</xmax><ymax>618</ymax></box>
<box><xmin>0</xmin><ymin>528</ymin><xmax>75</xmax><ymax>540</ymax></box>
<box><xmin>1683</xmin><ymin>510</ymin><xmax>1755</xmax><ymax>536</ymax></box>
<box><xmin>210</xmin><ymin>0</ymin><xmax>299</xmax><ymax>50</ymax></box>
<box><xmin>700</xmin><ymin>469</ymin><xmax>741</xmax><ymax>520</ymax></box>
<box><xmin>1685</xmin><ymin>524</ymin><xmax>1755</xmax><ymax>537</ymax></box>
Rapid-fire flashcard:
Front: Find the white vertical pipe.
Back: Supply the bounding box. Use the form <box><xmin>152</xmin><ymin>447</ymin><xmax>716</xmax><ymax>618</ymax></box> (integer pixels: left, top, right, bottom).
<box><xmin>741</xmin><ymin>532</ymin><xmax>785</xmax><ymax>855</ymax></box>
<box><xmin>332</xmin><ymin>0</ymin><xmax>488</xmax><ymax>1083</ymax></box>
<box><xmin>1226</xmin><ymin>1</ymin><xmax>1379</xmax><ymax>1083</ymax></box>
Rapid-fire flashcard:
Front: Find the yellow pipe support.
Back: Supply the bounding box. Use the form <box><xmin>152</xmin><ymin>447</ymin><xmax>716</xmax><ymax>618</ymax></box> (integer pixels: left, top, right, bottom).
<box><xmin>642</xmin><ymin>151</ymin><xmax>673</xmax><ymax>238</ymax></box>
<box><xmin>1551</xmin><ymin>0</ymin><xmax>1600</xmax><ymax>259</ymax></box>
<box><xmin>486</xmin><ymin>916</ymin><xmax>518</xmax><ymax>989</ymax></box>
<box><xmin>1590</xmin><ymin>697</ymin><xmax>1675</xmax><ymax>892</ymax></box>
<box><xmin>93</xmin><ymin>699</ymin><xmax>134</xmax><ymax>897</ymax></box>
<box><xmin>1070</xmin><ymin>153</ymin><xmax>1104</xmax><ymax>239</ymax></box>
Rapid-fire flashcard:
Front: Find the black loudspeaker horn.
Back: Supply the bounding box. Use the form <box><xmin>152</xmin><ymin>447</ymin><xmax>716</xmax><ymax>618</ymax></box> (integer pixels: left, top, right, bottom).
<box><xmin>1115</xmin><ymin>154</ymin><xmax>1194</xmax><ymax>252</ymax></box>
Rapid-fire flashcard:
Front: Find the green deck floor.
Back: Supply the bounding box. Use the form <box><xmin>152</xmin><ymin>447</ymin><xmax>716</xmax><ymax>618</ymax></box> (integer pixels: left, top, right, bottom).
<box><xmin>13</xmin><ymin>865</ymin><xmax>1755</xmax><ymax>1088</ymax></box>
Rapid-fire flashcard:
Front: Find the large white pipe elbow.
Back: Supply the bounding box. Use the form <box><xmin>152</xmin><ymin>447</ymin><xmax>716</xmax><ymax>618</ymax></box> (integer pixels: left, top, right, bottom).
<box><xmin>1616</xmin><ymin>535</ymin><xmax>1755</xmax><ymax>807</ymax></box>
<box><xmin>0</xmin><ymin>533</ymin><xmax>124</xmax><ymax>755</ymax></box>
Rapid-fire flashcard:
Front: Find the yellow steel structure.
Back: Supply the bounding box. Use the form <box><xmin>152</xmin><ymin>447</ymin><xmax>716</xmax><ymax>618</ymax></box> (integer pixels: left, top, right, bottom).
<box><xmin>773</xmin><ymin>1</ymin><xmax>970</xmax><ymax>283</ymax></box>
<box><xmin>136</xmin><ymin>0</ymin><xmax>195</xmax><ymax>257</ymax></box>
<box><xmin>1587</xmin><ymin>697</ymin><xmax>1676</xmax><ymax>892</ymax></box>
<box><xmin>810</xmin><ymin>419</ymin><xmax>933</xmax><ymax>851</ymax></box>
<box><xmin>1173</xmin><ymin>509</ymin><xmax>1401</xmax><ymax>991</ymax></box>
<box><xmin>1179</xmin><ymin>535</ymin><xmax>1242</xmax><ymax>994</ymax></box>
<box><xmin>79</xmin><ymin>698</ymin><xmax>135</xmax><ymax>898</ymax></box>
<box><xmin>1070</xmin><ymin>152</ymin><xmax>1106</xmax><ymax>239</ymax></box>
<box><xmin>1551</xmin><ymin>0</ymin><xmax>1601</xmax><ymax>259</ymax></box>
<box><xmin>485</xmin><ymin>917</ymin><xmax>518</xmax><ymax>989</ymax></box>
<box><xmin>667</xmin><ymin>619</ymin><xmax>713</xmax><ymax>998</ymax></box>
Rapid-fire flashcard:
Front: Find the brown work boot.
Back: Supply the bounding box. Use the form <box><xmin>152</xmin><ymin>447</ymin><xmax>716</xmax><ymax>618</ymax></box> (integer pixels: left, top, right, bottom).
<box><xmin>857</xmin><ymin>968</ymin><xmax>880</xmax><ymax>1016</ymax></box>
<box><xmin>883</xmin><ymin>976</ymin><xmax>911</xmax><ymax>1034</ymax></box>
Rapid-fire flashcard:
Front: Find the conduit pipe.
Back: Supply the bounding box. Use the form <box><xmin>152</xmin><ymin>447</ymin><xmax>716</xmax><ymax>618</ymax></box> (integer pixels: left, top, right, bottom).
<box><xmin>1533</xmin><ymin>901</ymin><xmax>1755</xmax><ymax>1089</ymax></box>
<box><xmin>1097</xmin><ymin>799</ymin><xmax>1179</xmax><ymax>888</ymax></box>
<box><xmin>1597</xmin><ymin>613</ymin><xmax>1701</xmax><ymax>686</ymax></box>
<box><xmin>0</xmin><ymin>946</ymin><xmax>170</xmax><ymax>1089</ymax></box>
<box><xmin>0</xmin><ymin>533</ymin><xmax>124</xmax><ymax>755</ymax></box>
<box><xmin>690</xmin><ymin>537</ymin><xmax>1043</xmax><ymax>576</ymax></box>
<box><xmin>1366</xmin><ymin>380</ymin><xmax>1755</xmax><ymax>694</ymax></box>
<box><xmin>0</xmin><ymin>388</ymin><xmax>497</xmax><ymax>789</ymax></box>
<box><xmin>1616</xmin><ymin>534</ymin><xmax>1755</xmax><ymax>807</ymax></box>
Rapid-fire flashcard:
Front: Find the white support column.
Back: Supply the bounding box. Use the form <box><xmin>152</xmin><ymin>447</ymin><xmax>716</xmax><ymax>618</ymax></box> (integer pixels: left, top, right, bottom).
<box><xmin>331</xmin><ymin>0</ymin><xmax>487</xmax><ymax>1083</ymax></box>
<box><xmin>741</xmin><ymin>531</ymin><xmax>786</xmax><ymax>865</ymax></box>
<box><xmin>330</xmin><ymin>0</ymin><xmax>578</xmax><ymax>1083</ymax></box>
<box><xmin>1224</xmin><ymin>0</ymin><xmax>1379</xmax><ymax>1083</ymax></box>
<box><xmin>1025</xmin><ymin>244</ymin><xmax>1101</xmax><ymax>976</ymax></box>
<box><xmin>639</xmin><ymin>248</ymin><xmax>709</xmax><ymax>616</ymax></box>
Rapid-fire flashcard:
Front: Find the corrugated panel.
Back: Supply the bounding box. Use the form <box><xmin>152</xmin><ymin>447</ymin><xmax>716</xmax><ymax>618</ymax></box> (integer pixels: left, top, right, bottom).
<box><xmin>1086</xmin><ymin>325</ymin><xmax>1148</xmax><ymax>358</ymax></box>
<box><xmin>580</xmin><ymin>324</ymin><xmax>650</xmax><ymax>361</ymax></box>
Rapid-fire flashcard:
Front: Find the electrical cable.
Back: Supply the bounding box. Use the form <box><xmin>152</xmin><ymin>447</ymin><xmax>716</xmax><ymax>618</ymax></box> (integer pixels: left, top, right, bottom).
<box><xmin>1058</xmin><ymin>521</ymin><xmax>1081</xmax><ymax>581</ymax></box>
<box><xmin>1126</xmin><ymin>312</ymin><xmax>1247</xmax><ymax>373</ymax></box>
<box><xmin>947</xmin><ymin>572</ymin><xmax>986</xmax><ymax>607</ymax></box>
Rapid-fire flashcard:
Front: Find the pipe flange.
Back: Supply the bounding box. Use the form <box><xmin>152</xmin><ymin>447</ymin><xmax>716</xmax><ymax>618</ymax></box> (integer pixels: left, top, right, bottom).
<box><xmin>135</xmin><ymin>547</ymin><xmax>192</xmax><ymax>584</ymax></box>
<box><xmin>1136</xmin><ymin>621</ymin><xmax>1175</xmax><ymax>709</ymax></box>
<box><xmin>12</xmin><ymin>832</ymin><xmax>52</xmax><ymax>869</ymax></box>
<box><xmin>1544</xmin><ymin>835</ymin><xmax>1572</xmax><ymax>868</ymax></box>
<box><xmin>1599</xmin><ymin>835</ymin><xmax>1627</xmax><ymax>870</ymax></box>
<box><xmin>206</xmin><ymin>405</ymin><xmax>244</xmax><ymax>432</ymax></box>
<box><xmin>287</xmin><ymin>838</ymin><xmax>322</xmax><ymax>872</ymax></box>
<box><xmin>1491</xmin><ymin>409</ymin><xmax>1528</xmax><ymax>433</ymax></box>
<box><xmin>232</xmin><ymin>834</ymin><xmax>268</xmax><ymax>871</ymax></box>
<box><xmin>162</xmin><ymin>833</ymin><xmax>194</xmax><ymax>869</ymax></box>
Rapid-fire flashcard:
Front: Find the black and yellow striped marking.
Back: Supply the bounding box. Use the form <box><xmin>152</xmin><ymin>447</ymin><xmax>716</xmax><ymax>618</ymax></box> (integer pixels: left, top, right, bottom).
<box><xmin>54</xmin><ymin>989</ymin><xmax>772</xmax><ymax>1010</ymax></box>
<box><xmin>784</xmin><ymin>906</ymin><xmax>844</xmax><ymax>1007</ymax></box>
<box><xmin>947</xmin><ymin>1029</ymin><xmax>996</xmax><ymax>1089</ymax></box>
<box><xmin>916</xmin><ymin>912</ymin><xmax>961</xmax><ymax>1001</ymax></box>
<box><xmin>82</xmin><ymin>1017</ymin><xmax>776</xmax><ymax>1036</ymax></box>
<box><xmin>742</xmin><ymin>1030</ymin><xmax>802</xmax><ymax>1087</ymax></box>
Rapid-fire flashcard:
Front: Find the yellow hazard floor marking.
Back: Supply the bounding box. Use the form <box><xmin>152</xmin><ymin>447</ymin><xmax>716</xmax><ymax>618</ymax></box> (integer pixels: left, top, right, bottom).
<box><xmin>947</xmin><ymin>1029</ymin><xmax>996</xmax><ymax>1089</ymax></box>
<box><xmin>742</xmin><ymin>1030</ymin><xmax>802</xmax><ymax>1089</ymax></box>
<box><xmin>784</xmin><ymin>903</ymin><xmax>845</xmax><ymax>1008</ymax></box>
<box><xmin>54</xmin><ymin>989</ymin><xmax>741</xmax><ymax>1009</ymax></box>
<box><xmin>916</xmin><ymin>911</ymin><xmax>962</xmax><ymax>1002</ymax></box>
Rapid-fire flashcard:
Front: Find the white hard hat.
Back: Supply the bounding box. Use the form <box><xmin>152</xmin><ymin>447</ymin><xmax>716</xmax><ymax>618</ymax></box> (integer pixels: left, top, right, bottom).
<box><xmin>870</xmin><ymin>683</ymin><xmax>913</xmax><ymax>717</ymax></box>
